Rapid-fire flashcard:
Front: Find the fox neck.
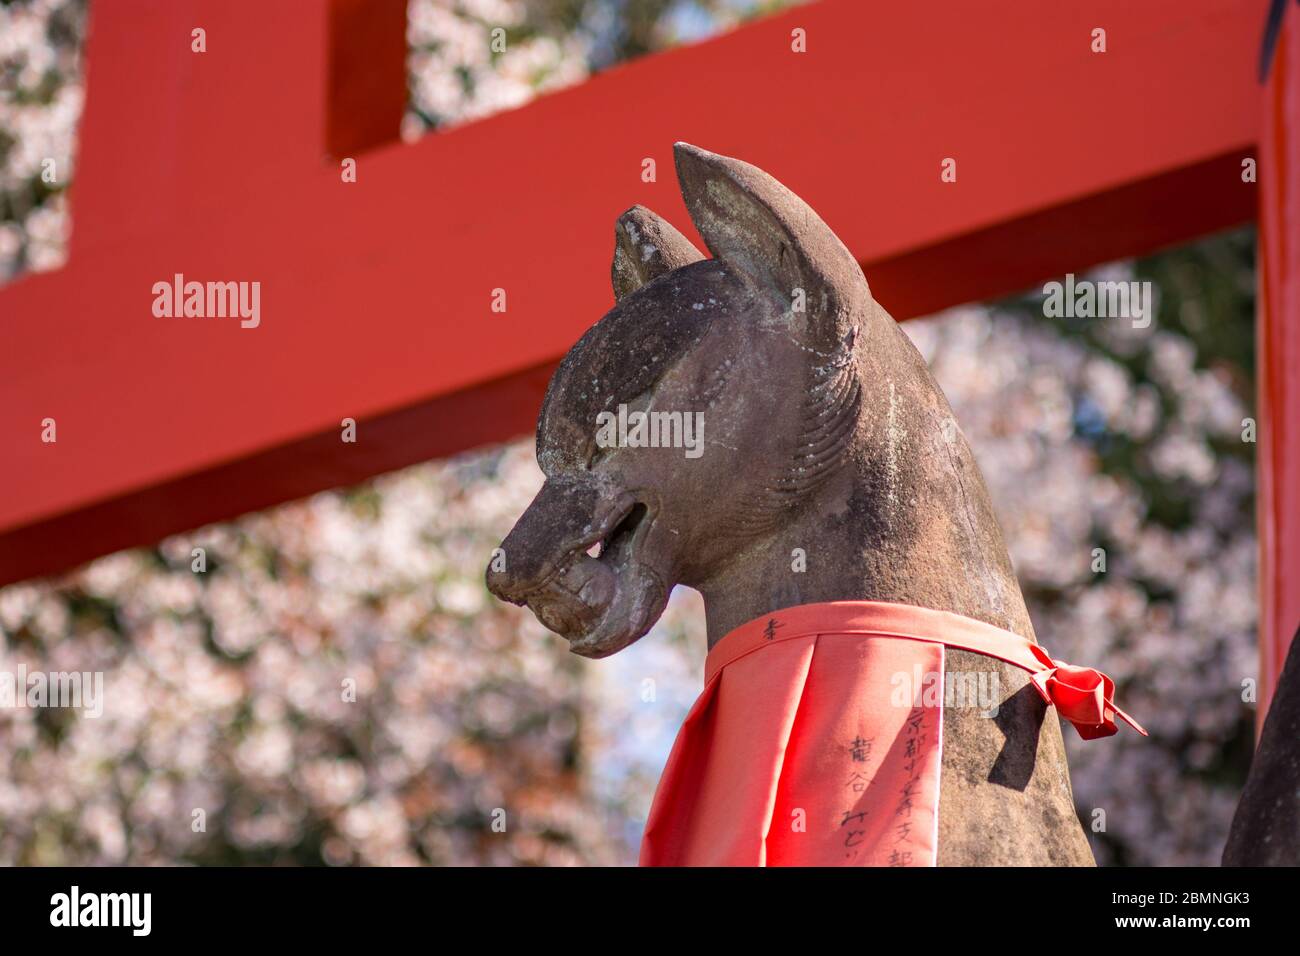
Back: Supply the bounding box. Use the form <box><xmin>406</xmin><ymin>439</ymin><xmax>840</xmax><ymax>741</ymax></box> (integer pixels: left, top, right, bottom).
<box><xmin>694</xmin><ymin>380</ymin><xmax>1034</xmax><ymax>649</ymax></box>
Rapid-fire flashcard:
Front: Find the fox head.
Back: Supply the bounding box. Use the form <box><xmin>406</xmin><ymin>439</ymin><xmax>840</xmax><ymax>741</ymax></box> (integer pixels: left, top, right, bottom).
<box><xmin>486</xmin><ymin>143</ymin><xmax>956</xmax><ymax>657</ymax></box>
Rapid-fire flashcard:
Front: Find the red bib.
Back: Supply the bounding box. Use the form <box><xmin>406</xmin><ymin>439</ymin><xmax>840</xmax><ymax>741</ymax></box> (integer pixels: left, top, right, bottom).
<box><xmin>639</xmin><ymin>601</ymin><xmax>1144</xmax><ymax>867</ymax></box>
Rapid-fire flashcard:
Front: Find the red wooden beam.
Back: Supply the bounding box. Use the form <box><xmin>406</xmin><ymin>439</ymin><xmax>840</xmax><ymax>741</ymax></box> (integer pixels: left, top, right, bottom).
<box><xmin>0</xmin><ymin>0</ymin><xmax>1261</xmax><ymax>587</ymax></box>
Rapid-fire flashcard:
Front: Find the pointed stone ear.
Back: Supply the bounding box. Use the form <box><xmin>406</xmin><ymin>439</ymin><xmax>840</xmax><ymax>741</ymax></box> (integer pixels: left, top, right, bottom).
<box><xmin>673</xmin><ymin>142</ymin><xmax>867</xmax><ymax>348</ymax></box>
<box><xmin>611</xmin><ymin>205</ymin><xmax>704</xmax><ymax>300</ymax></box>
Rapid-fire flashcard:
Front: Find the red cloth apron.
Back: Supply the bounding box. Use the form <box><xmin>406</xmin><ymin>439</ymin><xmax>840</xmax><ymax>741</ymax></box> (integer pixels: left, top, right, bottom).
<box><xmin>639</xmin><ymin>600</ymin><xmax>1145</xmax><ymax>867</ymax></box>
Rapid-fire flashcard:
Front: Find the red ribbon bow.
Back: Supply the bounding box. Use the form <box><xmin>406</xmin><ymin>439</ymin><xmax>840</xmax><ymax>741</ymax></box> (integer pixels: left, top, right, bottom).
<box><xmin>1027</xmin><ymin>645</ymin><xmax>1148</xmax><ymax>740</ymax></box>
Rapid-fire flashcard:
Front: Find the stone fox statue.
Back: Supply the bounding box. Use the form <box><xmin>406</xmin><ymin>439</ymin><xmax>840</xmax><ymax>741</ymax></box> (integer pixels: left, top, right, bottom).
<box><xmin>486</xmin><ymin>143</ymin><xmax>1146</xmax><ymax>866</ymax></box>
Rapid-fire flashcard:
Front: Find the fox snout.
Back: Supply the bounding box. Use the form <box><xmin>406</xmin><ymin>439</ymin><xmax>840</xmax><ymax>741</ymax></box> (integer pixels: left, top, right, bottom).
<box><xmin>485</xmin><ymin>476</ymin><xmax>639</xmax><ymax>626</ymax></box>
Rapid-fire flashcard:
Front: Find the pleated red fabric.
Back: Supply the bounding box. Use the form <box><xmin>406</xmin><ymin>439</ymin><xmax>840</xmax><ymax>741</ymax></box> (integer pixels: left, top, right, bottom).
<box><xmin>639</xmin><ymin>600</ymin><xmax>1144</xmax><ymax>867</ymax></box>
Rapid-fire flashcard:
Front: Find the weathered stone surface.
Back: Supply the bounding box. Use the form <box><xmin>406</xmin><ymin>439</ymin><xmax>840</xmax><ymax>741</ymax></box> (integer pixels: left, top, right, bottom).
<box><xmin>487</xmin><ymin>143</ymin><xmax>1094</xmax><ymax>865</ymax></box>
<box><xmin>1223</xmin><ymin>624</ymin><xmax>1300</xmax><ymax>866</ymax></box>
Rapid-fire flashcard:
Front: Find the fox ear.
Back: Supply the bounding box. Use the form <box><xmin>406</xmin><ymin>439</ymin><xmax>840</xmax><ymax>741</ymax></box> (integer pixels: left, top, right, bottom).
<box><xmin>673</xmin><ymin>142</ymin><xmax>867</xmax><ymax>349</ymax></box>
<box><xmin>611</xmin><ymin>205</ymin><xmax>704</xmax><ymax>300</ymax></box>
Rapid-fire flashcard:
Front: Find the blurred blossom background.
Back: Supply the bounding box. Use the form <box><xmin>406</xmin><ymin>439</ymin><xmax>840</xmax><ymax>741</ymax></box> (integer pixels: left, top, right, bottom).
<box><xmin>0</xmin><ymin>0</ymin><xmax>1256</xmax><ymax>865</ymax></box>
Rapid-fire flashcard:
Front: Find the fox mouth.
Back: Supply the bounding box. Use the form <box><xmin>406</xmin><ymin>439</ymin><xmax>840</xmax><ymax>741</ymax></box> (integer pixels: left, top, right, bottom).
<box><xmin>486</xmin><ymin>473</ymin><xmax>672</xmax><ymax>659</ymax></box>
<box><xmin>587</xmin><ymin>500</ymin><xmax>649</xmax><ymax>565</ymax></box>
<box><xmin>517</xmin><ymin>494</ymin><xmax>642</xmax><ymax>587</ymax></box>
<box><xmin>525</xmin><ymin>498</ymin><xmax>666</xmax><ymax>657</ymax></box>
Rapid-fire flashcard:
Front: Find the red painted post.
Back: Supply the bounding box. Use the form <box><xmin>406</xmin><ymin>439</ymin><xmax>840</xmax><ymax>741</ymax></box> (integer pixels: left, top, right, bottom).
<box><xmin>1258</xmin><ymin>5</ymin><xmax>1300</xmax><ymax>722</ymax></box>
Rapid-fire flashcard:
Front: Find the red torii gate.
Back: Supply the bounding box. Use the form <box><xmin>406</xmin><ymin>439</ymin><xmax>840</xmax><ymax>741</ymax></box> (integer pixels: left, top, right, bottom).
<box><xmin>0</xmin><ymin>0</ymin><xmax>1295</xmax><ymax>715</ymax></box>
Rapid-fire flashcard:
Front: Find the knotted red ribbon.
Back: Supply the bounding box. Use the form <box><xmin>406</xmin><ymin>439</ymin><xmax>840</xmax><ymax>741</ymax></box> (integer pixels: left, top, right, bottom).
<box><xmin>1027</xmin><ymin>644</ymin><xmax>1148</xmax><ymax>739</ymax></box>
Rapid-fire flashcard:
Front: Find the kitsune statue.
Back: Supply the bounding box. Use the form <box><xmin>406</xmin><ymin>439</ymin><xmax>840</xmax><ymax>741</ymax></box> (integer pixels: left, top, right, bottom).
<box><xmin>486</xmin><ymin>143</ymin><xmax>1147</xmax><ymax>866</ymax></box>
